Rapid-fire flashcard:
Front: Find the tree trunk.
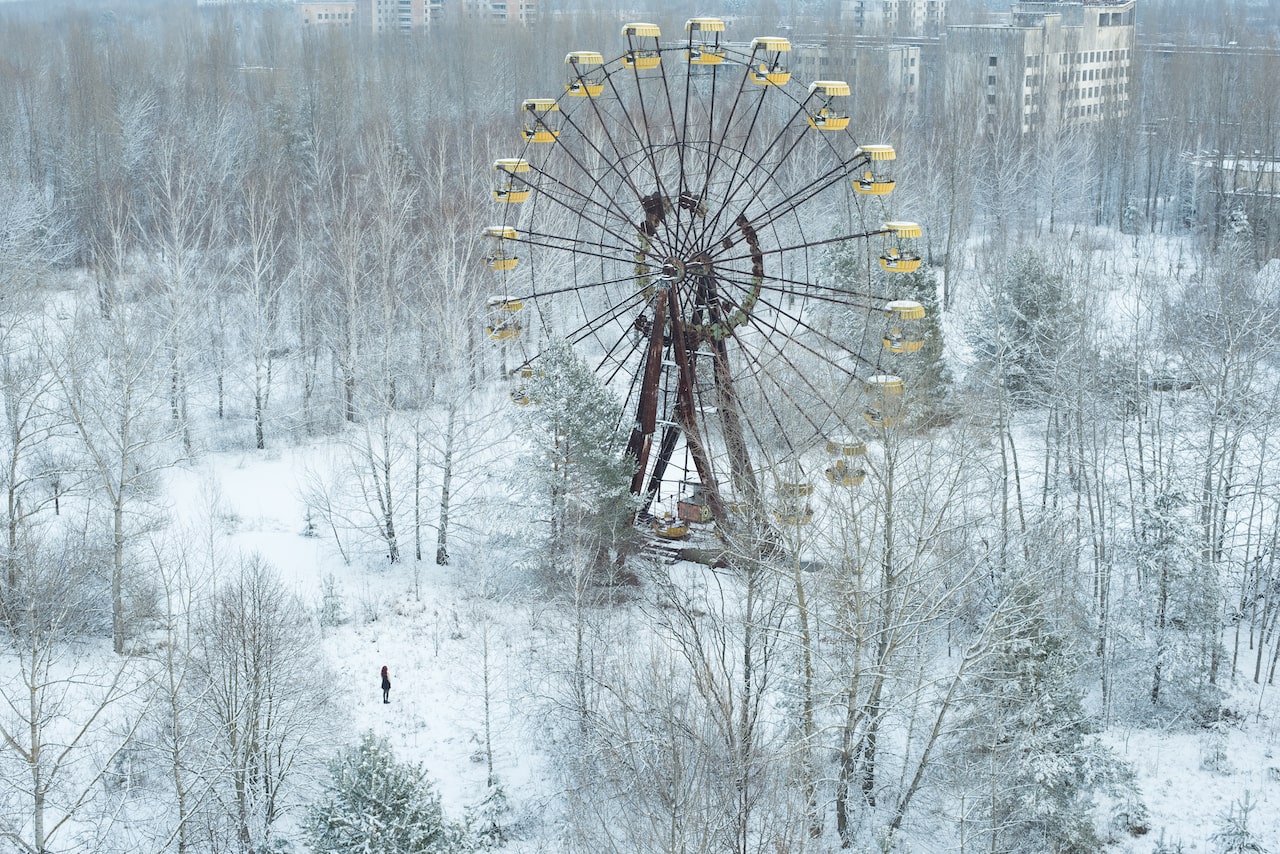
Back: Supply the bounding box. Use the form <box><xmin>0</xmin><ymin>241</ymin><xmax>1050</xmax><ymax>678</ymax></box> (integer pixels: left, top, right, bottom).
<box><xmin>436</xmin><ymin>403</ymin><xmax>455</xmax><ymax>566</ymax></box>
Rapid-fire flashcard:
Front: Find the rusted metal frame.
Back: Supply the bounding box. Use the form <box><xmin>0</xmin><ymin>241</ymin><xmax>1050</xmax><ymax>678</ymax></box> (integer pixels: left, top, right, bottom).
<box><xmin>625</xmin><ymin>284</ymin><xmax>669</xmax><ymax>495</ymax></box>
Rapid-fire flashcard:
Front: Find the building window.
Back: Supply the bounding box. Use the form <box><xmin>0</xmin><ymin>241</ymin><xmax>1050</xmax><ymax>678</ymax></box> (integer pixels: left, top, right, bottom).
<box><xmin>989</xmin><ymin>56</ymin><xmax>997</xmax><ymax>66</ymax></box>
<box><xmin>988</xmin><ymin>75</ymin><xmax>996</xmax><ymax>85</ymax></box>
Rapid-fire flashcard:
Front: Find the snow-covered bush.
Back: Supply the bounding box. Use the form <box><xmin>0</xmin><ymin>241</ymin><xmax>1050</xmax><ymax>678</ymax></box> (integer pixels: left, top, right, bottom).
<box><xmin>466</xmin><ymin>780</ymin><xmax>511</xmax><ymax>849</ymax></box>
<box><xmin>1211</xmin><ymin>794</ymin><xmax>1268</xmax><ymax>854</ymax></box>
<box><xmin>318</xmin><ymin>572</ymin><xmax>347</xmax><ymax>628</ymax></box>
<box><xmin>304</xmin><ymin>731</ymin><xmax>469</xmax><ymax>854</ymax></box>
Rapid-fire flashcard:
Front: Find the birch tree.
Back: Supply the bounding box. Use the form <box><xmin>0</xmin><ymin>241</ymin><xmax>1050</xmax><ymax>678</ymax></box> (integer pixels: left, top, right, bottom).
<box><xmin>189</xmin><ymin>554</ymin><xmax>338</xmax><ymax>852</ymax></box>
<box><xmin>0</xmin><ymin>534</ymin><xmax>148</xmax><ymax>854</ymax></box>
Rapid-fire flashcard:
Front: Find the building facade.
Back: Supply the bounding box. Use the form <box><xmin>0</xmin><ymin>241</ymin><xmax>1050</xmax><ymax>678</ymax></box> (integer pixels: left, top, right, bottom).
<box><xmin>944</xmin><ymin>0</ymin><xmax>1135</xmax><ymax>134</ymax></box>
<box><xmin>462</xmin><ymin>0</ymin><xmax>538</xmax><ymax>23</ymax></box>
<box><xmin>350</xmin><ymin>0</ymin><xmax>536</xmax><ymax>31</ymax></box>
<box><xmin>841</xmin><ymin>0</ymin><xmax>948</xmax><ymax>36</ymax></box>
<box><xmin>791</xmin><ymin>39</ymin><xmax>923</xmax><ymax>117</ymax></box>
<box><xmin>299</xmin><ymin>2</ymin><xmax>356</xmax><ymax>27</ymax></box>
<box><xmin>357</xmin><ymin>0</ymin><xmax>427</xmax><ymax>33</ymax></box>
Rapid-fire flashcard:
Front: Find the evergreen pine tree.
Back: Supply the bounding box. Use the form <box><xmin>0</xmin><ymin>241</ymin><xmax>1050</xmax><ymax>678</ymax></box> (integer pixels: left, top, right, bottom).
<box><xmin>516</xmin><ymin>339</ymin><xmax>637</xmax><ymax>575</ymax></box>
<box><xmin>968</xmin><ymin>249</ymin><xmax>1075</xmax><ymax>409</ymax></box>
<box><xmin>951</xmin><ymin>574</ymin><xmax>1127</xmax><ymax>854</ymax></box>
<box><xmin>1211</xmin><ymin>795</ymin><xmax>1268</xmax><ymax>854</ymax></box>
<box><xmin>884</xmin><ymin>263</ymin><xmax>952</xmax><ymax>424</ymax></box>
<box><xmin>823</xmin><ymin>243</ymin><xmax>951</xmax><ymax>422</ymax></box>
<box><xmin>305</xmin><ymin>731</ymin><xmax>468</xmax><ymax>854</ymax></box>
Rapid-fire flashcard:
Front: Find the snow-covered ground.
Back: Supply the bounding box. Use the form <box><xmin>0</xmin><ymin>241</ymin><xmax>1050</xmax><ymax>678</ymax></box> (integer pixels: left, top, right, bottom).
<box><xmin>175</xmin><ymin>440</ymin><xmax>1280</xmax><ymax>852</ymax></box>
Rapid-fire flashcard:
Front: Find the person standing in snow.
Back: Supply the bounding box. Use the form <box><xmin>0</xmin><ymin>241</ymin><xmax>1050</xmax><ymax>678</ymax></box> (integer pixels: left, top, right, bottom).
<box><xmin>381</xmin><ymin>665</ymin><xmax>391</xmax><ymax>704</ymax></box>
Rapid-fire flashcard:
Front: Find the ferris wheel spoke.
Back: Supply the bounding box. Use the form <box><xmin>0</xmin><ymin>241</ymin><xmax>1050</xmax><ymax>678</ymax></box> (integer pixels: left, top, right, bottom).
<box><xmin>745</xmin><ymin>285</ymin><xmax>882</xmax><ymax>374</ymax></box>
<box><xmin>599</xmin><ymin>327</ymin><xmax>645</xmax><ymax>389</ymax></box>
<box><xmin>502</xmin><ymin>271</ymin><xmax>647</xmax><ymax>304</ymax></box>
<box><xmin>696</xmin><ymin>84</ymin><xmax>778</xmax><ymax>250</ymax></box>
<box><xmin>518</xmin><ymin>231</ymin><xmax>650</xmax><ymax>267</ymax></box>
<box><xmin>712</xmin><ymin>262</ymin><xmax>887</xmax><ymax>305</ymax></box>
<box><xmin>669</xmin><ymin>50</ymin><xmax>697</xmax><ymax>252</ymax></box>
<box><xmin>604</xmin><ymin>67</ymin><xmax>679</xmax><ymax>219</ymax></box>
<box><xmin>688</xmin><ymin>58</ymin><xmax>758</xmax><ymax>234</ymax></box>
<box><xmin>698</xmin><ymin>160</ymin><xmax>861</xmax><ymax>258</ymax></box>
<box><xmin>715</xmin><ymin>325</ymin><xmax>805</xmax><ymax>466</ymax></box>
<box><xmin>736</xmin><ymin>150</ymin><xmax>877</xmax><ymax>237</ymax></box>
<box><xmin>732</xmin><ymin>313</ymin><xmax>850</xmax><ymax>447</ymax></box>
<box><xmin>519</xmin><ymin>167</ymin><xmax>650</xmax><ymax>255</ymax></box>
<box><xmin>559</xmin><ymin>286</ymin><xmax>648</xmax><ymax>351</ymax></box>
<box><xmin>707</xmin><ymin>271</ymin><xmax>880</xmax><ymax>375</ymax></box>
<box><xmin>575</xmin><ymin>70</ymin><xmax>679</xmax><ymax>221</ymax></box>
<box><xmin>708</xmin><ymin>92</ymin><xmax>871</xmax><ymax>239</ymax></box>
<box><xmin>712</xmin><ymin>227</ymin><xmax>888</xmax><ymax>268</ymax></box>
<box><xmin>699</xmin><ymin>107</ymin><xmax>819</xmax><ymax>248</ymax></box>
<box><xmin>522</xmin><ymin>157</ymin><xmax>636</xmax><ymax>229</ymax></box>
<box><xmin>554</xmin><ymin>105</ymin><xmax>655</xmax><ymax>225</ymax></box>
<box><xmin>716</xmin><ymin>263</ymin><xmax>885</xmax><ymax>320</ymax></box>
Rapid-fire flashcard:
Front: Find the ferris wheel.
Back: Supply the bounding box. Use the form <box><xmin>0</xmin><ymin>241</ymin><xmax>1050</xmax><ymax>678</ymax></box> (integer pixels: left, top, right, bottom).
<box><xmin>481</xmin><ymin>19</ymin><xmax>926</xmax><ymax>540</ymax></box>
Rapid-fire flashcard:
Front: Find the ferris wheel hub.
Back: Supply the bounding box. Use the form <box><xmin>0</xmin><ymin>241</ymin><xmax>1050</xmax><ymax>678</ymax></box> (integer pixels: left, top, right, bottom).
<box><xmin>659</xmin><ymin>257</ymin><xmax>686</xmax><ymax>282</ymax></box>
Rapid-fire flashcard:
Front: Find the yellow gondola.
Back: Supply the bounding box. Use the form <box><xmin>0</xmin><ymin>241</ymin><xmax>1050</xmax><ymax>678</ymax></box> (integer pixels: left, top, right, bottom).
<box><xmin>774</xmin><ymin>480</ymin><xmax>814</xmax><ymax>525</ymax></box>
<box><xmin>855</xmin><ymin>145</ymin><xmax>896</xmax><ymax>195</ymax></box>
<box><xmin>825</xmin><ymin>459</ymin><xmax>867</xmax><ymax>487</ymax></box>
<box><xmin>486</xmin><ymin>295</ymin><xmax>523</xmax><ymax>341</ymax></box>
<box><xmin>807</xmin><ymin>80</ymin><xmax>850</xmax><ymax>131</ymax></box>
<box><xmin>883</xmin><ymin>299</ymin><xmax>926</xmax><ymax>354</ymax></box>
<box><xmin>824</xmin><ymin>435</ymin><xmax>867</xmax><ymax>486</ymax></box>
<box><xmin>492</xmin><ymin>159</ymin><xmax>531</xmax><ymax>204</ymax></box>
<box><xmin>521</xmin><ymin>99</ymin><xmax>560</xmax><ymax>143</ymax></box>
<box><xmin>749</xmin><ymin>37</ymin><xmax>791</xmax><ymax>86</ymax></box>
<box><xmin>565</xmin><ymin>51</ymin><xmax>605</xmax><ymax>97</ymax></box>
<box><xmin>510</xmin><ymin>364</ymin><xmax>536</xmax><ymax>406</ymax></box>
<box><xmin>653</xmin><ymin>510</ymin><xmax>690</xmax><ymax>540</ymax></box>
<box><xmin>879</xmin><ymin>221</ymin><xmax>923</xmax><ymax>273</ymax></box>
<box><xmin>863</xmin><ymin>374</ymin><xmax>905</xmax><ymax>428</ymax></box>
<box><xmin>482</xmin><ymin>226</ymin><xmax>519</xmax><ymax>271</ymax></box>
<box><xmin>623</xmin><ymin>23</ymin><xmax>662</xmax><ymax>70</ymax></box>
<box><xmin>685</xmin><ymin>17</ymin><xmax>726</xmax><ymax>65</ymax></box>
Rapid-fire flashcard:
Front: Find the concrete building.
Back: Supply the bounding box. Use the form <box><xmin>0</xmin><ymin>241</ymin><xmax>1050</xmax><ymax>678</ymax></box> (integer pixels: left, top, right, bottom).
<box><xmin>463</xmin><ymin>0</ymin><xmax>538</xmax><ymax>23</ymax></box>
<box><xmin>357</xmin><ymin>0</ymin><xmax>428</xmax><ymax>33</ymax></box>
<box><xmin>351</xmin><ymin>0</ymin><xmax>536</xmax><ymax>31</ymax></box>
<box><xmin>791</xmin><ymin>39</ymin><xmax>923</xmax><ymax>116</ymax></box>
<box><xmin>841</xmin><ymin>0</ymin><xmax>948</xmax><ymax>36</ymax></box>
<box><xmin>944</xmin><ymin>0</ymin><xmax>1136</xmax><ymax>134</ymax></box>
<box><xmin>300</xmin><ymin>2</ymin><xmax>356</xmax><ymax>27</ymax></box>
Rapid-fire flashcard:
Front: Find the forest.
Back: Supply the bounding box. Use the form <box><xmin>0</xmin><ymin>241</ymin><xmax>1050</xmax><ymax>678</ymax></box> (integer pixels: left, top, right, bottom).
<box><xmin>1</xmin><ymin>0</ymin><xmax>1280</xmax><ymax>852</ymax></box>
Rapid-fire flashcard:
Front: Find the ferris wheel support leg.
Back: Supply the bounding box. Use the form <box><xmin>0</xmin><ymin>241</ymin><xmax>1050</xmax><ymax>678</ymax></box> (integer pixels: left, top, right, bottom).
<box><xmin>710</xmin><ymin>338</ymin><xmax>759</xmax><ymax>507</ymax></box>
<box><xmin>625</xmin><ymin>288</ymin><xmax>669</xmax><ymax>497</ymax></box>
<box><xmin>667</xmin><ymin>290</ymin><xmax>724</xmax><ymax>522</ymax></box>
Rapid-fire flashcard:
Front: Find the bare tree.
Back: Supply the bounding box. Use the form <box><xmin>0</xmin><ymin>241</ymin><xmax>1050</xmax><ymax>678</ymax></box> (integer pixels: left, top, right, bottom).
<box><xmin>0</xmin><ymin>319</ymin><xmax>69</xmax><ymax>604</ymax></box>
<box><xmin>52</xmin><ymin>307</ymin><xmax>178</xmax><ymax>655</ymax></box>
<box><xmin>0</xmin><ymin>533</ymin><xmax>149</xmax><ymax>854</ymax></box>
<box><xmin>189</xmin><ymin>553</ymin><xmax>338</xmax><ymax>853</ymax></box>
